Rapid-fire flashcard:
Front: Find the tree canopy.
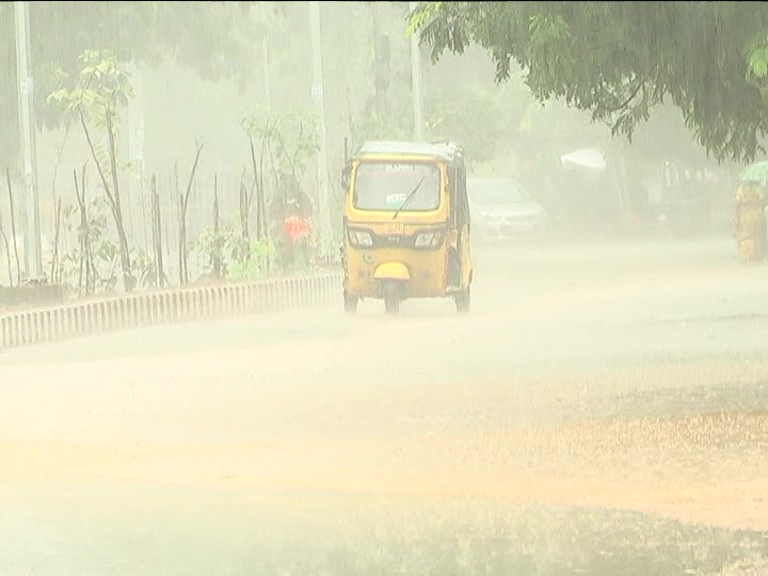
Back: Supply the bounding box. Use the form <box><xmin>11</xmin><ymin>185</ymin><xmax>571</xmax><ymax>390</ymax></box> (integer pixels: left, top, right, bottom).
<box><xmin>0</xmin><ymin>1</ymin><xmax>260</xmax><ymax>164</ymax></box>
<box><xmin>409</xmin><ymin>1</ymin><xmax>768</xmax><ymax>164</ymax></box>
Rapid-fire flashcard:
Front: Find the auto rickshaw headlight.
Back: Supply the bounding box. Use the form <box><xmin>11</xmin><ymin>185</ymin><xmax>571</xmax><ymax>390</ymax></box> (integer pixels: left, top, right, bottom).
<box><xmin>414</xmin><ymin>230</ymin><xmax>443</xmax><ymax>248</ymax></box>
<box><xmin>348</xmin><ymin>228</ymin><xmax>373</xmax><ymax>247</ymax></box>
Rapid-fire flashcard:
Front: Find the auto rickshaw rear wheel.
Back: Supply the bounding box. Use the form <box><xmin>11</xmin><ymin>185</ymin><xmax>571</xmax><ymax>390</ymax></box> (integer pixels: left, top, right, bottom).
<box><xmin>383</xmin><ymin>282</ymin><xmax>401</xmax><ymax>316</ymax></box>
<box><xmin>454</xmin><ymin>286</ymin><xmax>471</xmax><ymax>313</ymax></box>
<box><xmin>343</xmin><ymin>290</ymin><xmax>358</xmax><ymax>314</ymax></box>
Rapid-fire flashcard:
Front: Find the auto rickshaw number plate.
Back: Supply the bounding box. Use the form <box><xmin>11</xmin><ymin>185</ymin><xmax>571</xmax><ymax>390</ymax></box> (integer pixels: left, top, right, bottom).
<box><xmin>384</xmin><ymin>222</ymin><xmax>405</xmax><ymax>235</ymax></box>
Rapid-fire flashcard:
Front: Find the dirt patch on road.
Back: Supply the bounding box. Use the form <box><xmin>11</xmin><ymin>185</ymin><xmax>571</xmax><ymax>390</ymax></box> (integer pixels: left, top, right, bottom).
<box><xmin>3</xmin><ymin>411</ymin><xmax>768</xmax><ymax>532</ymax></box>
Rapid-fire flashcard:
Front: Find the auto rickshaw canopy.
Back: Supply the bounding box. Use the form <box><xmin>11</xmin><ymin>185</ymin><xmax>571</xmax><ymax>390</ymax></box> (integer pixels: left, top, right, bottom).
<box><xmin>351</xmin><ymin>140</ymin><xmax>465</xmax><ymax>164</ymax></box>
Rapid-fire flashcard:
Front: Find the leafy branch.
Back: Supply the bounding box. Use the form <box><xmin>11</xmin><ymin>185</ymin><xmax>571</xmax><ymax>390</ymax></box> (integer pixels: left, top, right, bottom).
<box><xmin>47</xmin><ymin>49</ymin><xmax>136</xmax><ymax>291</ymax></box>
<box><xmin>411</xmin><ymin>1</ymin><xmax>768</xmax><ymax>163</ymax></box>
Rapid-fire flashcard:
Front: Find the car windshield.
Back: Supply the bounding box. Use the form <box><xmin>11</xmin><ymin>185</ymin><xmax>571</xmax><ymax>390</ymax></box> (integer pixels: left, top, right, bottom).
<box><xmin>470</xmin><ymin>180</ymin><xmax>529</xmax><ymax>205</ymax></box>
<box><xmin>353</xmin><ymin>161</ymin><xmax>441</xmax><ymax>212</ymax></box>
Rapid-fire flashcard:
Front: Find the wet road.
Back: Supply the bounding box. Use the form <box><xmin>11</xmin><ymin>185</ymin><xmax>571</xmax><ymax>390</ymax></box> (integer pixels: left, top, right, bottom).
<box><xmin>2</xmin><ymin>236</ymin><xmax>768</xmax><ymax>575</ymax></box>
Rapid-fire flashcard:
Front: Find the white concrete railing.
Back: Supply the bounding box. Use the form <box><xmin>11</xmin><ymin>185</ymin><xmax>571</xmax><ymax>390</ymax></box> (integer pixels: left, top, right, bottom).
<box><xmin>0</xmin><ymin>272</ymin><xmax>342</xmax><ymax>350</ymax></box>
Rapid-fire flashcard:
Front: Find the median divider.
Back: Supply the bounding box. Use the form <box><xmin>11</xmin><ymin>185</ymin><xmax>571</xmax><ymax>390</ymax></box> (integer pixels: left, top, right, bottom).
<box><xmin>0</xmin><ymin>272</ymin><xmax>342</xmax><ymax>350</ymax></box>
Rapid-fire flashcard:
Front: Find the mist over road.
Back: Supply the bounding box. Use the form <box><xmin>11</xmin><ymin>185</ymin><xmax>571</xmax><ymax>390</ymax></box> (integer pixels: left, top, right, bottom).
<box><xmin>2</xmin><ymin>236</ymin><xmax>768</xmax><ymax>575</ymax></box>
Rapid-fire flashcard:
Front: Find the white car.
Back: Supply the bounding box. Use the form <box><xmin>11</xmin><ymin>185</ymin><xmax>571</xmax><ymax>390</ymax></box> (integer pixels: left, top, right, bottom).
<box><xmin>468</xmin><ymin>178</ymin><xmax>549</xmax><ymax>240</ymax></box>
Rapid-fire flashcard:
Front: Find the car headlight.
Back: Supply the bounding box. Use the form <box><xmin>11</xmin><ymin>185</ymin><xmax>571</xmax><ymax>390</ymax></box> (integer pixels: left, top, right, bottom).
<box><xmin>414</xmin><ymin>230</ymin><xmax>444</xmax><ymax>248</ymax></box>
<box><xmin>347</xmin><ymin>228</ymin><xmax>373</xmax><ymax>247</ymax></box>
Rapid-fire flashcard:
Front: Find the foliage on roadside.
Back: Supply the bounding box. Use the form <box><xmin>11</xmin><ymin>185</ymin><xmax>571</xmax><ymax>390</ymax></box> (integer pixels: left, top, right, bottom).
<box><xmin>193</xmin><ymin>212</ymin><xmax>274</xmax><ymax>283</ymax></box>
<box><xmin>48</xmin><ymin>49</ymin><xmax>136</xmax><ymax>291</ymax></box>
<box><xmin>410</xmin><ymin>1</ymin><xmax>768</xmax><ymax>163</ymax></box>
<box><xmin>57</xmin><ymin>196</ymin><xmax>120</xmax><ymax>295</ymax></box>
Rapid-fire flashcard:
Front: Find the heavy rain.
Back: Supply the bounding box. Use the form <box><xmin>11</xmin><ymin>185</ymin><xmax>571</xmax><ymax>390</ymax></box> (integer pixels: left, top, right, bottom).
<box><xmin>1</xmin><ymin>1</ymin><xmax>768</xmax><ymax>574</ymax></box>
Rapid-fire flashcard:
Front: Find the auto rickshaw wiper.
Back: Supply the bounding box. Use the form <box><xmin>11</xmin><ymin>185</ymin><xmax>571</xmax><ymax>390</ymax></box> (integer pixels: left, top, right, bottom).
<box><xmin>392</xmin><ymin>176</ymin><xmax>426</xmax><ymax>220</ymax></box>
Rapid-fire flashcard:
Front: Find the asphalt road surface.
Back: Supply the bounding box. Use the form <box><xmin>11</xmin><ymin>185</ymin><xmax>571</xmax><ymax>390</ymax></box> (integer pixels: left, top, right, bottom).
<box><xmin>2</xmin><ymin>236</ymin><xmax>768</xmax><ymax>575</ymax></box>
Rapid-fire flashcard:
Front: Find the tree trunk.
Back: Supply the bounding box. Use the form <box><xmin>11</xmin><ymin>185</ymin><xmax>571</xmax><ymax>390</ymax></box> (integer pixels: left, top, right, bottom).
<box><xmin>73</xmin><ymin>167</ymin><xmax>92</xmax><ymax>296</ymax></box>
<box><xmin>239</xmin><ymin>166</ymin><xmax>251</xmax><ymax>262</ymax></box>
<box><xmin>213</xmin><ymin>176</ymin><xmax>222</xmax><ymax>280</ymax></box>
<box><xmin>49</xmin><ymin>196</ymin><xmax>62</xmax><ymax>284</ymax></box>
<box><xmin>178</xmin><ymin>143</ymin><xmax>203</xmax><ymax>286</ymax></box>
<box><xmin>175</xmin><ymin>161</ymin><xmax>184</xmax><ymax>285</ymax></box>
<box><xmin>5</xmin><ymin>168</ymin><xmax>21</xmax><ymax>286</ymax></box>
<box><xmin>255</xmin><ymin>134</ymin><xmax>269</xmax><ymax>244</ymax></box>
<box><xmin>78</xmin><ymin>107</ymin><xmax>129</xmax><ymax>292</ymax></box>
<box><xmin>151</xmin><ymin>174</ymin><xmax>164</xmax><ymax>288</ymax></box>
<box><xmin>0</xmin><ymin>212</ymin><xmax>12</xmax><ymax>288</ymax></box>
<box><xmin>105</xmin><ymin>111</ymin><xmax>133</xmax><ymax>292</ymax></box>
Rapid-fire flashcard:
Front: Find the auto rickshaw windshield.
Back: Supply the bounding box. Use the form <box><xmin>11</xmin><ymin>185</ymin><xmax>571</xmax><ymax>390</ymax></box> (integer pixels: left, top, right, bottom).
<box><xmin>353</xmin><ymin>161</ymin><xmax>441</xmax><ymax>212</ymax></box>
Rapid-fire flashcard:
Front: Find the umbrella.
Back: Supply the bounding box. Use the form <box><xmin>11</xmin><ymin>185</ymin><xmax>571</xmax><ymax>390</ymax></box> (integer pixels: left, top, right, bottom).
<box><xmin>739</xmin><ymin>161</ymin><xmax>768</xmax><ymax>185</ymax></box>
<box><xmin>560</xmin><ymin>148</ymin><xmax>607</xmax><ymax>171</ymax></box>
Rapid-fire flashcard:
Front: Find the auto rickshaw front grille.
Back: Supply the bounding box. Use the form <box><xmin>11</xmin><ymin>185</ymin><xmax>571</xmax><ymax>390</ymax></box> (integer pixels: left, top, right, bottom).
<box><xmin>346</xmin><ymin>225</ymin><xmax>447</xmax><ymax>250</ymax></box>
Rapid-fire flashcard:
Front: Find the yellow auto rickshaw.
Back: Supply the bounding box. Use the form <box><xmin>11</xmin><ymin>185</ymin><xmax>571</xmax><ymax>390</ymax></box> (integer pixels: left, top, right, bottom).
<box><xmin>339</xmin><ymin>140</ymin><xmax>473</xmax><ymax>315</ymax></box>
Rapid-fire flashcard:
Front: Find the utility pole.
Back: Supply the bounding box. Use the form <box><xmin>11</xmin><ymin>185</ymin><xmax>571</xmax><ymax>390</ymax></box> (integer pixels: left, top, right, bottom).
<box><xmin>371</xmin><ymin>3</ymin><xmax>390</xmax><ymax>118</ymax></box>
<box><xmin>15</xmin><ymin>0</ymin><xmax>42</xmax><ymax>280</ymax></box>
<box><xmin>258</xmin><ymin>5</ymin><xmax>273</xmax><ymax>245</ymax></box>
<box><xmin>261</xmin><ymin>6</ymin><xmax>272</xmax><ymax>112</ymax></box>
<box><xmin>409</xmin><ymin>1</ymin><xmax>424</xmax><ymax>141</ymax></box>
<box><xmin>309</xmin><ymin>1</ymin><xmax>333</xmax><ymax>259</ymax></box>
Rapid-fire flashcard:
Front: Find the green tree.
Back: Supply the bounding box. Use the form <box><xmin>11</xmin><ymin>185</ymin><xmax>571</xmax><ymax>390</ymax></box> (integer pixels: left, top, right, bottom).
<box><xmin>0</xmin><ymin>2</ymin><xmax>259</xmax><ymax>164</ymax></box>
<box><xmin>409</xmin><ymin>1</ymin><xmax>768</xmax><ymax>163</ymax></box>
<box><xmin>48</xmin><ymin>50</ymin><xmax>135</xmax><ymax>292</ymax></box>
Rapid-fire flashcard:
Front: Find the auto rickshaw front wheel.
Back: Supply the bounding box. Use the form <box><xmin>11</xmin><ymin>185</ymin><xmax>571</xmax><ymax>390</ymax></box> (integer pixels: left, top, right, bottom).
<box><xmin>382</xmin><ymin>282</ymin><xmax>402</xmax><ymax>316</ymax></box>
<box><xmin>454</xmin><ymin>286</ymin><xmax>471</xmax><ymax>314</ymax></box>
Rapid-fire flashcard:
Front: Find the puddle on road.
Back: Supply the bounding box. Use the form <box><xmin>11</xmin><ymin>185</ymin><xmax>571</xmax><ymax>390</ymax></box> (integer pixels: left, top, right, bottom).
<box><xmin>0</xmin><ymin>483</ymin><xmax>766</xmax><ymax>576</ymax></box>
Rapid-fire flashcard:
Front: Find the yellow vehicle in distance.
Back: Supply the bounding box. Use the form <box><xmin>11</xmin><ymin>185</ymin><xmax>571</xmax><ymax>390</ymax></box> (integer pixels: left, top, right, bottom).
<box><xmin>340</xmin><ymin>140</ymin><xmax>473</xmax><ymax>315</ymax></box>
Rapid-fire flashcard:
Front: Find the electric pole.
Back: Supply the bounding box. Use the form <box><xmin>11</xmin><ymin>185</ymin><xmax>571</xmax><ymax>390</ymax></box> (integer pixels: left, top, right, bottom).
<box><xmin>15</xmin><ymin>0</ymin><xmax>42</xmax><ymax>280</ymax></box>
<box><xmin>309</xmin><ymin>1</ymin><xmax>333</xmax><ymax>259</ymax></box>
<box><xmin>409</xmin><ymin>1</ymin><xmax>424</xmax><ymax>141</ymax></box>
<box><xmin>261</xmin><ymin>6</ymin><xmax>272</xmax><ymax>112</ymax></box>
<box><xmin>371</xmin><ymin>3</ymin><xmax>390</xmax><ymax>118</ymax></box>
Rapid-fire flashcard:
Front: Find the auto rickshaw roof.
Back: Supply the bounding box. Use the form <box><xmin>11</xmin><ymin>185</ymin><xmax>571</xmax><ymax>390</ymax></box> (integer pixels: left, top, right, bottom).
<box><xmin>354</xmin><ymin>140</ymin><xmax>464</xmax><ymax>163</ymax></box>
